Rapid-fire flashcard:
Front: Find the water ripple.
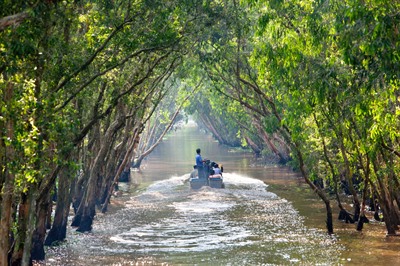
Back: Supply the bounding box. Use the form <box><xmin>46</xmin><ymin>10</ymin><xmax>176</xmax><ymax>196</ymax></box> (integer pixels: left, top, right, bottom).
<box><xmin>46</xmin><ymin>173</ymin><xmax>342</xmax><ymax>265</ymax></box>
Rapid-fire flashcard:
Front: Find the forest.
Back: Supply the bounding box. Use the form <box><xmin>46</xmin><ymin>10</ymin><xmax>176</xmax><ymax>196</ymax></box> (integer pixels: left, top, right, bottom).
<box><xmin>1</xmin><ymin>0</ymin><xmax>399</xmax><ymax>265</ymax></box>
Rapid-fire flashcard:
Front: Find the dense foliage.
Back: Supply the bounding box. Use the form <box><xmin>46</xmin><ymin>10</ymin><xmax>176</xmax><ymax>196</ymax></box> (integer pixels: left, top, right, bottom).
<box><xmin>0</xmin><ymin>0</ymin><xmax>399</xmax><ymax>264</ymax></box>
<box><xmin>189</xmin><ymin>0</ymin><xmax>400</xmax><ymax>235</ymax></box>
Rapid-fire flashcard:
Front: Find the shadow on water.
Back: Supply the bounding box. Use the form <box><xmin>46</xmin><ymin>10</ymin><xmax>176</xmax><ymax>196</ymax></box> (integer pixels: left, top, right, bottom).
<box><xmin>46</xmin><ymin>122</ymin><xmax>400</xmax><ymax>265</ymax></box>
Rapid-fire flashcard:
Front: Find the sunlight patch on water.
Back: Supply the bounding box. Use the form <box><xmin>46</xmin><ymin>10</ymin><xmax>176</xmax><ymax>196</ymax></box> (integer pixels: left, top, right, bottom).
<box><xmin>224</xmin><ymin>172</ymin><xmax>268</xmax><ymax>186</ymax></box>
<box><xmin>223</xmin><ymin>173</ymin><xmax>278</xmax><ymax>200</ymax></box>
<box><xmin>172</xmin><ymin>197</ymin><xmax>234</xmax><ymax>214</ymax></box>
<box><xmin>108</xmin><ymin>173</ymin><xmax>340</xmax><ymax>264</ymax></box>
<box><xmin>110</xmin><ymin>215</ymin><xmax>252</xmax><ymax>253</ymax></box>
<box><xmin>46</xmin><ymin>172</ymin><xmax>341</xmax><ymax>265</ymax></box>
<box><xmin>146</xmin><ymin>174</ymin><xmax>188</xmax><ymax>191</ymax></box>
<box><xmin>112</xmin><ymin>174</ymin><xmax>255</xmax><ymax>253</ymax></box>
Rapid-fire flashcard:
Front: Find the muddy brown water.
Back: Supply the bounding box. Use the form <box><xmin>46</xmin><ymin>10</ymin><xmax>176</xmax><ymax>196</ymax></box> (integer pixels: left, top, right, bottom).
<box><xmin>46</xmin><ymin>122</ymin><xmax>400</xmax><ymax>265</ymax></box>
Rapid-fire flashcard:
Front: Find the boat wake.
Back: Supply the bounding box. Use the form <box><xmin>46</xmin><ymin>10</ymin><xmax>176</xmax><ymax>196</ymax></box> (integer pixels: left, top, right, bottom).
<box><xmin>106</xmin><ymin>173</ymin><xmax>340</xmax><ymax>264</ymax></box>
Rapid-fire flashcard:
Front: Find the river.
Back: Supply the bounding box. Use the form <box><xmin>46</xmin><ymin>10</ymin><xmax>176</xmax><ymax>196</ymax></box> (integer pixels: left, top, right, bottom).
<box><xmin>46</xmin><ymin>121</ymin><xmax>400</xmax><ymax>265</ymax></box>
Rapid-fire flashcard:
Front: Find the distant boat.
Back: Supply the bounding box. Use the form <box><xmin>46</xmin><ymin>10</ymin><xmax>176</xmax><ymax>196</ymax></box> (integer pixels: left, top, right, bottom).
<box><xmin>189</xmin><ymin>160</ymin><xmax>225</xmax><ymax>189</ymax></box>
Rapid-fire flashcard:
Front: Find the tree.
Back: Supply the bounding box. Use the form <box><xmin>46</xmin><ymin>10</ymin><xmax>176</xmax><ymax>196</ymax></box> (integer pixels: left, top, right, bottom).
<box><xmin>1</xmin><ymin>0</ymin><xmax>228</xmax><ymax>263</ymax></box>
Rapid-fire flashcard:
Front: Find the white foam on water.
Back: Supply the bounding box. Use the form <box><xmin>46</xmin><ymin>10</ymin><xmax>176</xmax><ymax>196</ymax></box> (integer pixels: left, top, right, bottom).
<box><xmin>110</xmin><ymin>214</ymin><xmax>252</xmax><ymax>253</ymax></box>
<box><xmin>145</xmin><ymin>174</ymin><xmax>188</xmax><ymax>192</ymax></box>
<box><xmin>172</xmin><ymin>197</ymin><xmax>234</xmax><ymax>214</ymax></box>
<box><xmin>110</xmin><ymin>172</ymin><xmax>337</xmax><ymax>262</ymax></box>
<box><xmin>223</xmin><ymin>172</ymin><xmax>267</xmax><ymax>187</ymax></box>
<box><xmin>112</xmin><ymin>173</ymin><xmax>271</xmax><ymax>252</ymax></box>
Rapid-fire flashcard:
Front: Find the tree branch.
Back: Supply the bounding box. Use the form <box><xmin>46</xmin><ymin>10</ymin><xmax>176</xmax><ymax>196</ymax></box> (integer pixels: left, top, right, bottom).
<box><xmin>0</xmin><ymin>12</ymin><xmax>29</xmax><ymax>32</ymax></box>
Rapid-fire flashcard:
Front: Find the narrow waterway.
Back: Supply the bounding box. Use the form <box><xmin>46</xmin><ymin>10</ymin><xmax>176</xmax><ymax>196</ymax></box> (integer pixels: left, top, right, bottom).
<box><xmin>46</xmin><ymin>121</ymin><xmax>400</xmax><ymax>265</ymax></box>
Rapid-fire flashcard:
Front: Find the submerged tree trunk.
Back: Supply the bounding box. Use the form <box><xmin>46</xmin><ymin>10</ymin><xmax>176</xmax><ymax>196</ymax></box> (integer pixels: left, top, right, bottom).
<box><xmin>372</xmin><ymin>160</ymin><xmax>399</xmax><ymax>235</ymax></box>
<box><xmin>31</xmin><ymin>191</ymin><xmax>52</xmax><ymax>261</ymax></box>
<box><xmin>99</xmin><ymin>118</ymin><xmax>135</xmax><ymax>205</ymax></box>
<box><xmin>76</xmin><ymin>116</ymin><xmax>125</xmax><ymax>232</ymax></box>
<box><xmin>318</xmin><ymin>124</ymin><xmax>353</xmax><ymax>224</ymax></box>
<box><xmin>102</xmin><ymin>127</ymin><xmax>140</xmax><ymax>213</ymax></box>
<box><xmin>45</xmin><ymin>167</ymin><xmax>73</xmax><ymax>245</ymax></box>
<box><xmin>337</xmin><ymin>129</ymin><xmax>361</xmax><ymax>222</ymax></box>
<box><xmin>315</xmin><ymin>132</ymin><xmax>354</xmax><ymax>223</ymax></box>
<box><xmin>357</xmin><ymin>176</ymin><xmax>370</xmax><ymax>231</ymax></box>
<box><xmin>295</xmin><ymin>142</ymin><xmax>333</xmax><ymax>234</ymax></box>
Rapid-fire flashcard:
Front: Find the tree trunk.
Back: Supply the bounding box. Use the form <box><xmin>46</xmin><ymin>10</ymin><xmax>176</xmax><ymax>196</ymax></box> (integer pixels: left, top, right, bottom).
<box><xmin>379</xmin><ymin>198</ymin><xmax>398</xmax><ymax>235</ymax></box>
<box><xmin>322</xmin><ymin>136</ymin><xmax>352</xmax><ymax>223</ymax></box>
<box><xmin>0</xmin><ymin>82</ymin><xmax>15</xmax><ymax>266</ymax></box>
<box><xmin>21</xmin><ymin>189</ymin><xmax>36</xmax><ymax>266</ymax></box>
<box><xmin>102</xmin><ymin>127</ymin><xmax>140</xmax><ymax>213</ymax></box>
<box><xmin>46</xmin><ymin>194</ymin><xmax>53</xmax><ymax>230</ymax></box>
<box><xmin>199</xmin><ymin>112</ymin><xmax>226</xmax><ymax>144</ymax></box>
<box><xmin>372</xmin><ymin>160</ymin><xmax>398</xmax><ymax>234</ymax></box>
<box><xmin>99</xmin><ymin>119</ymin><xmax>132</xmax><ymax>205</ymax></box>
<box><xmin>0</xmin><ymin>168</ymin><xmax>14</xmax><ymax>264</ymax></box>
<box><xmin>391</xmin><ymin>177</ymin><xmax>400</xmax><ymax>220</ymax></box>
<box><xmin>132</xmin><ymin>156</ymin><xmax>144</xmax><ymax>169</ymax></box>
<box><xmin>71</xmin><ymin>171</ymin><xmax>86</xmax><ymax>226</ymax></box>
<box><xmin>45</xmin><ymin>167</ymin><xmax>73</xmax><ymax>245</ymax></box>
<box><xmin>357</xmin><ymin>177</ymin><xmax>369</xmax><ymax>231</ymax></box>
<box><xmin>31</xmin><ymin>191</ymin><xmax>52</xmax><ymax>261</ymax></box>
<box><xmin>76</xmin><ymin>116</ymin><xmax>125</xmax><ymax>232</ymax></box>
<box><xmin>325</xmin><ymin>200</ymin><xmax>333</xmax><ymax>234</ymax></box>
<box><xmin>0</xmin><ymin>12</ymin><xmax>29</xmax><ymax>31</ymax></box>
<box><xmin>244</xmin><ymin>136</ymin><xmax>262</xmax><ymax>157</ymax></box>
<box><xmin>11</xmin><ymin>193</ymin><xmax>30</xmax><ymax>266</ymax></box>
<box><xmin>338</xmin><ymin>136</ymin><xmax>361</xmax><ymax>221</ymax></box>
<box><xmin>295</xmin><ymin>142</ymin><xmax>333</xmax><ymax>234</ymax></box>
<box><xmin>254</xmin><ymin>119</ymin><xmax>288</xmax><ymax>163</ymax></box>
<box><xmin>272</xmin><ymin>133</ymin><xmax>291</xmax><ymax>159</ymax></box>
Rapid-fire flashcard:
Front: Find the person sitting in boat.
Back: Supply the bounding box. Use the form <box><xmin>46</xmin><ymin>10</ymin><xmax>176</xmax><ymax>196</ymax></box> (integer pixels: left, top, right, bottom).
<box><xmin>190</xmin><ymin>165</ymin><xmax>198</xmax><ymax>179</ymax></box>
<box><xmin>213</xmin><ymin>163</ymin><xmax>222</xmax><ymax>175</ymax></box>
<box><xmin>195</xmin><ymin>148</ymin><xmax>206</xmax><ymax>179</ymax></box>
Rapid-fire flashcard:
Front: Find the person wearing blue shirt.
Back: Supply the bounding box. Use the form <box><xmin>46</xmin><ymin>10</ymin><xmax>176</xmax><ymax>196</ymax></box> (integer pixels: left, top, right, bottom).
<box><xmin>195</xmin><ymin>148</ymin><xmax>205</xmax><ymax>179</ymax></box>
